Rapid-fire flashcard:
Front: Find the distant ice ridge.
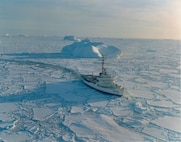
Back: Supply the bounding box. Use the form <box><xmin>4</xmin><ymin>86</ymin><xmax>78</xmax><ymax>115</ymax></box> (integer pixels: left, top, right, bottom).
<box><xmin>61</xmin><ymin>38</ymin><xmax>121</xmax><ymax>58</ymax></box>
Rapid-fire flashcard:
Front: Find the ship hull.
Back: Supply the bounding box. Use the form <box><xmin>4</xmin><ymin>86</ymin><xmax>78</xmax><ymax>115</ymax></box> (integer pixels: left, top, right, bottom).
<box><xmin>81</xmin><ymin>75</ymin><xmax>123</xmax><ymax>96</ymax></box>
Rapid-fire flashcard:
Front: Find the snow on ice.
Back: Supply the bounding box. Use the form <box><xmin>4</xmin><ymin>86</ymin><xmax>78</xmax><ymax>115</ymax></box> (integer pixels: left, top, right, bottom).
<box><xmin>151</xmin><ymin>116</ymin><xmax>181</xmax><ymax>133</ymax></box>
<box><xmin>0</xmin><ymin>36</ymin><xmax>181</xmax><ymax>141</ymax></box>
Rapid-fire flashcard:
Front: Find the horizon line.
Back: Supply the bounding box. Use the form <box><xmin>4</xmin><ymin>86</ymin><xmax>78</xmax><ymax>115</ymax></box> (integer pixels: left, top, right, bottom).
<box><xmin>1</xmin><ymin>33</ymin><xmax>180</xmax><ymax>41</ymax></box>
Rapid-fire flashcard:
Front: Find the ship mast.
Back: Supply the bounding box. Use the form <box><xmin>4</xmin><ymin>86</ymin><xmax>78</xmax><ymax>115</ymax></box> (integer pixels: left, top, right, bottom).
<box><xmin>101</xmin><ymin>54</ymin><xmax>105</xmax><ymax>73</ymax></box>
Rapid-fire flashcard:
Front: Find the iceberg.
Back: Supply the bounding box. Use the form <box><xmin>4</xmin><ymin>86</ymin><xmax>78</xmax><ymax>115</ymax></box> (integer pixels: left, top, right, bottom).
<box><xmin>61</xmin><ymin>39</ymin><xmax>121</xmax><ymax>58</ymax></box>
<box><xmin>63</xmin><ymin>35</ymin><xmax>81</xmax><ymax>41</ymax></box>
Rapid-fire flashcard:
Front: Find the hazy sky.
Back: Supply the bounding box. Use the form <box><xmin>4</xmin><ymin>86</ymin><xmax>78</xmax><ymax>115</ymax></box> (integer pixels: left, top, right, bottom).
<box><xmin>0</xmin><ymin>0</ymin><xmax>181</xmax><ymax>39</ymax></box>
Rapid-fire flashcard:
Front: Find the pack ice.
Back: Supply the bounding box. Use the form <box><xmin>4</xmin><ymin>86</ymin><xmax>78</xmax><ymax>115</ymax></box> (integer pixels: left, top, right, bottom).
<box><xmin>0</xmin><ymin>36</ymin><xmax>180</xmax><ymax>142</ymax></box>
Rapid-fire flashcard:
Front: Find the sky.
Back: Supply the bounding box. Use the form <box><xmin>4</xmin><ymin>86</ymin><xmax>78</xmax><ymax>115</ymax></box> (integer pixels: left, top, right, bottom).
<box><xmin>0</xmin><ymin>0</ymin><xmax>181</xmax><ymax>39</ymax></box>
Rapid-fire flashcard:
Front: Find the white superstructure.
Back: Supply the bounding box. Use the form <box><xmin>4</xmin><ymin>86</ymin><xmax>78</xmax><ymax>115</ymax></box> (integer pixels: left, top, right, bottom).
<box><xmin>81</xmin><ymin>56</ymin><xmax>124</xmax><ymax>96</ymax></box>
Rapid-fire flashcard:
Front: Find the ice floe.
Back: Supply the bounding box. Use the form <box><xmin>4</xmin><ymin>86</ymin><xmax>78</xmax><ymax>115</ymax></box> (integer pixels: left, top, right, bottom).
<box><xmin>157</xmin><ymin>90</ymin><xmax>181</xmax><ymax>105</ymax></box>
<box><xmin>63</xmin><ymin>113</ymin><xmax>145</xmax><ymax>142</ymax></box>
<box><xmin>151</xmin><ymin>116</ymin><xmax>181</xmax><ymax>133</ymax></box>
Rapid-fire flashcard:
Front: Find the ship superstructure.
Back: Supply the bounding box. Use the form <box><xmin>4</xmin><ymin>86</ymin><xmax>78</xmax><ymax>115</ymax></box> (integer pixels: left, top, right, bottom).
<box><xmin>81</xmin><ymin>56</ymin><xmax>124</xmax><ymax>96</ymax></box>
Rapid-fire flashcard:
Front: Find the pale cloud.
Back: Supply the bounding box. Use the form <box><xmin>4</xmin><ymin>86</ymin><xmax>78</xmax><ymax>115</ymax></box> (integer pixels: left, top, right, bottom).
<box><xmin>0</xmin><ymin>0</ymin><xmax>180</xmax><ymax>39</ymax></box>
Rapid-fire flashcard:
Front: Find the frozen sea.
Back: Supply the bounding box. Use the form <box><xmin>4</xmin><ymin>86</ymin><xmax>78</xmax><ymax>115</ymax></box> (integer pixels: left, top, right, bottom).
<box><xmin>0</xmin><ymin>36</ymin><xmax>181</xmax><ymax>142</ymax></box>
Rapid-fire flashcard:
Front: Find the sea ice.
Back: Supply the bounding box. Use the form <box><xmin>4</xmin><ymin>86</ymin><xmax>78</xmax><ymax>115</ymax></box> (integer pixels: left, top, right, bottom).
<box><xmin>63</xmin><ymin>113</ymin><xmax>145</xmax><ymax>142</ymax></box>
<box><xmin>157</xmin><ymin>90</ymin><xmax>181</xmax><ymax>105</ymax></box>
<box><xmin>151</xmin><ymin>116</ymin><xmax>181</xmax><ymax>133</ymax></box>
<box><xmin>129</xmin><ymin>89</ymin><xmax>154</xmax><ymax>99</ymax></box>
<box><xmin>0</xmin><ymin>37</ymin><xmax>180</xmax><ymax>141</ymax></box>
<box><xmin>147</xmin><ymin>99</ymin><xmax>179</xmax><ymax>108</ymax></box>
<box><xmin>33</xmin><ymin>107</ymin><xmax>53</xmax><ymax>121</ymax></box>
